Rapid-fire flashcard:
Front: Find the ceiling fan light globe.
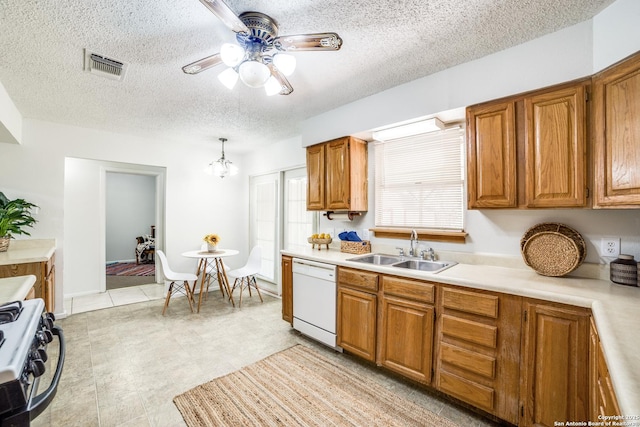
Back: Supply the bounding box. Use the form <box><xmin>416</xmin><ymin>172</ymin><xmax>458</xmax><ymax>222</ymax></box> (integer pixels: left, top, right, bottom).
<box><xmin>218</xmin><ymin>67</ymin><xmax>239</xmax><ymax>90</ymax></box>
<box><xmin>264</xmin><ymin>76</ymin><xmax>282</xmax><ymax>96</ymax></box>
<box><xmin>238</xmin><ymin>61</ymin><xmax>270</xmax><ymax>88</ymax></box>
<box><xmin>220</xmin><ymin>43</ymin><xmax>245</xmax><ymax>67</ymax></box>
<box><xmin>273</xmin><ymin>53</ymin><xmax>296</xmax><ymax>76</ymax></box>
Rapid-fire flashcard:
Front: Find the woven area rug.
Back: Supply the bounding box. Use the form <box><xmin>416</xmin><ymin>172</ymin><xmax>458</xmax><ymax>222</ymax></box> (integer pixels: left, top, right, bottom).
<box><xmin>173</xmin><ymin>345</ymin><xmax>459</xmax><ymax>427</ymax></box>
<box><xmin>105</xmin><ymin>262</ymin><xmax>155</xmax><ymax>276</ymax></box>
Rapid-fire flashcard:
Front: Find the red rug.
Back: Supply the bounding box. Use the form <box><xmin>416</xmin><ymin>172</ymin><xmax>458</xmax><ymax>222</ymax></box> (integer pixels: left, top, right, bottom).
<box><xmin>106</xmin><ymin>262</ymin><xmax>155</xmax><ymax>276</ymax></box>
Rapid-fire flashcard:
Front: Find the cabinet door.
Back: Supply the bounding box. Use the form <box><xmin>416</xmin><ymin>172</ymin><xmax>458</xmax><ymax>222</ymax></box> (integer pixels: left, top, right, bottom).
<box><xmin>325</xmin><ymin>137</ymin><xmax>351</xmax><ymax>210</ymax></box>
<box><xmin>306</xmin><ymin>144</ymin><xmax>325</xmax><ymax>210</ymax></box>
<box><xmin>593</xmin><ymin>51</ymin><xmax>640</xmax><ymax>207</ymax></box>
<box><xmin>380</xmin><ymin>295</ymin><xmax>434</xmax><ymax>384</ymax></box>
<box><xmin>44</xmin><ymin>264</ymin><xmax>55</xmax><ymax>313</ymax></box>
<box><xmin>281</xmin><ymin>256</ymin><xmax>293</xmax><ymax>324</ymax></box>
<box><xmin>524</xmin><ymin>84</ymin><xmax>587</xmax><ymax>207</ymax></box>
<box><xmin>467</xmin><ymin>101</ymin><xmax>517</xmax><ymax>208</ymax></box>
<box><xmin>590</xmin><ymin>318</ymin><xmax>622</xmax><ymax>419</ymax></box>
<box><xmin>520</xmin><ymin>302</ymin><xmax>590</xmax><ymax>427</ymax></box>
<box><xmin>337</xmin><ymin>286</ymin><xmax>377</xmax><ymax>361</ymax></box>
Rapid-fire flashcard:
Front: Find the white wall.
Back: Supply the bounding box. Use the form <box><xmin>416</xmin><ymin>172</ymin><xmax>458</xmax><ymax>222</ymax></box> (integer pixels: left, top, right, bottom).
<box><xmin>0</xmin><ymin>118</ymin><xmax>248</xmax><ymax>313</ymax></box>
<box><xmin>105</xmin><ymin>172</ymin><xmax>156</xmax><ymax>262</ymax></box>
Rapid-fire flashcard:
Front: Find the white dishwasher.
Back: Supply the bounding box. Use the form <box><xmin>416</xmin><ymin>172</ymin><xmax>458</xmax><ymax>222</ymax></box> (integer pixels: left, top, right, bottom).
<box><xmin>292</xmin><ymin>258</ymin><xmax>340</xmax><ymax>349</ymax></box>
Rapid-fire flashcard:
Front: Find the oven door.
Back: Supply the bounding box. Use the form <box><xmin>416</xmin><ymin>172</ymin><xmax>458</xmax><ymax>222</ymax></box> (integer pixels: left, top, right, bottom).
<box><xmin>0</xmin><ymin>326</ymin><xmax>66</xmax><ymax>427</ymax></box>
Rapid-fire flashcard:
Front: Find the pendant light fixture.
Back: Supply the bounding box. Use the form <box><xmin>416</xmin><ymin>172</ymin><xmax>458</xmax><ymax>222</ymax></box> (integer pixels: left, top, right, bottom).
<box><xmin>206</xmin><ymin>138</ymin><xmax>238</xmax><ymax>178</ymax></box>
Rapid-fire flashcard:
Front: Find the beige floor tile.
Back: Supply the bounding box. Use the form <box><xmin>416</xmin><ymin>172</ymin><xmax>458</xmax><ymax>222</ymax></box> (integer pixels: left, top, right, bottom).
<box><xmin>43</xmin><ymin>285</ymin><xmax>502</xmax><ymax>427</ymax></box>
<box><xmin>72</xmin><ymin>292</ymin><xmax>114</xmax><ymax>314</ymax></box>
<box><xmin>139</xmin><ymin>283</ymin><xmax>165</xmax><ymax>299</ymax></box>
<box><xmin>108</xmin><ymin>286</ymin><xmax>150</xmax><ymax>306</ymax></box>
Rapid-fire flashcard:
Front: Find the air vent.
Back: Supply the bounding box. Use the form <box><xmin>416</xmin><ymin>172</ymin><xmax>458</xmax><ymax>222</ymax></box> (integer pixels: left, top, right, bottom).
<box><xmin>84</xmin><ymin>49</ymin><xmax>128</xmax><ymax>81</ymax></box>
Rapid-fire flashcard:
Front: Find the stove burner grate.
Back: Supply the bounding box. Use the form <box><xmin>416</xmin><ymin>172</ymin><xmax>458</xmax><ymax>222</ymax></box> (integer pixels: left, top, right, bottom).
<box><xmin>0</xmin><ymin>301</ymin><xmax>23</xmax><ymax>325</ymax></box>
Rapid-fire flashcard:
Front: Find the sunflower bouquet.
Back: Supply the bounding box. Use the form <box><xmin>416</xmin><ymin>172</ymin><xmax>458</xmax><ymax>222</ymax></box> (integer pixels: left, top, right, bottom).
<box><xmin>203</xmin><ymin>233</ymin><xmax>220</xmax><ymax>245</ymax></box>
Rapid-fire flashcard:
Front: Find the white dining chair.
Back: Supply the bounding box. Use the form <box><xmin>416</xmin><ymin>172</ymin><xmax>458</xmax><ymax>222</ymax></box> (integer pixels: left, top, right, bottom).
<box><xmin>157</xmin><ymin>250</ymin><xmax>197</xmax><ymax>315</ymax></box>
<box><xmin>227</xmin><ymin>246</ymin><xmax>263</xmax><ymax>307</ymax></box>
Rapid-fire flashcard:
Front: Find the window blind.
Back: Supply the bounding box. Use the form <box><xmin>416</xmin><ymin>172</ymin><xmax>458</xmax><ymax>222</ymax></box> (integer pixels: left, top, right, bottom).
<box><xmin>374</xmin><ymin>127</ymin><xmax>465</xmax><ymax>230</ymax></box>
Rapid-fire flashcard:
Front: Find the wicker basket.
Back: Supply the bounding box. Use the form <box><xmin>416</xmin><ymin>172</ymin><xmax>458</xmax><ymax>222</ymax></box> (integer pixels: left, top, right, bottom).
<box><xmin>520</xmin><ymin>223</ymin><xmax>586</xmax><ymax>277</ymax></box>
<box><xmin>340</xmin><ymin>240</ymin><xmax>371</xmax><ymax>254</ymax></box>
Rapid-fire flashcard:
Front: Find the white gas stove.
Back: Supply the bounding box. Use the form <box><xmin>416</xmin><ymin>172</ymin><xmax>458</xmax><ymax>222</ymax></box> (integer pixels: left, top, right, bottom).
<box><xmin>0</xmin><ymin>299</ymin><xmax>65</xmax><ymax>426</ymax></box>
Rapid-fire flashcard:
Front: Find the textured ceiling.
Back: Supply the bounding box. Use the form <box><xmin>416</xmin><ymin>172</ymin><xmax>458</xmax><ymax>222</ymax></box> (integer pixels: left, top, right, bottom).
<box><xmin>0</xmin><ymin>0</ymin><xmax>615</xmax><ymax>154</ymax></box>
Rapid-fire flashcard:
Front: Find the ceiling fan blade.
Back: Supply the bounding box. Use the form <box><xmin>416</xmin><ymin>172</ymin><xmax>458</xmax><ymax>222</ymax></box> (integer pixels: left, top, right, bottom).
<box><xmin>198</xmin><ymin>0</ymin><xmax>249</xmax><ymax>34</ymax></box>
<box><xmin>267</xmin><ymin>63</ymin><xmax>293</xmax><ymax>95</ymax></box>
<box><xmin>182</xmin><ymin>53</ymin><xmax>223</xmax><ymax>74</ymax></box>
<box><xmin>273</xmin><ymin>33</ymin><xmax>343</xmax><ymax>51</ymax></box>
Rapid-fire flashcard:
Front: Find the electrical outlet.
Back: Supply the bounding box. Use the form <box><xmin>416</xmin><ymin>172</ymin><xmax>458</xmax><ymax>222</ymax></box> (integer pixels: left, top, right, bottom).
<box><xmin>601</xmin><ymin>237</ymin><xmax>620</xmax><ymax>256</ymax></box>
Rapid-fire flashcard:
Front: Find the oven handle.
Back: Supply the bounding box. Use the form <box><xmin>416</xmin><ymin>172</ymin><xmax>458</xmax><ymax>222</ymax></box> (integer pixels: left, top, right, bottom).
<box><xmin>28</xmin><ymin>325</ymin><xmax>65</xmax><ymax>421</ymax></box>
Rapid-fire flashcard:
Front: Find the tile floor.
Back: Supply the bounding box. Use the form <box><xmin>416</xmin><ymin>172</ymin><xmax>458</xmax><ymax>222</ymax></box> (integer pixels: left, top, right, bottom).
<box><xmin>65</xmin><ymin>283</ymin><xmax>165</xmax><ymax>314</ymax></box>
<box><xmin>35</xmin><ymin>286</ymin><xmax>503</xmax><ymax>427</ymax></box>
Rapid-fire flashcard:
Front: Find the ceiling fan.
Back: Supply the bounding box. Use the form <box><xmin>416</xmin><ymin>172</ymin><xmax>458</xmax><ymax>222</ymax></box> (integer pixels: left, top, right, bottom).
<box><xmin>182</xmin><ymin>0</ymin><xmax>343</xmax><ymax>96</ymax></box>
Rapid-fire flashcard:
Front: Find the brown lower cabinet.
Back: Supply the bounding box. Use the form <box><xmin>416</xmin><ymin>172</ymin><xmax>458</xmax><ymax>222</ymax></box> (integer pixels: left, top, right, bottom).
<box><xmin>0</xmin><ymin>253</ymin><xmax>55</xmax><ymax>312</ymax></box>
<box><xmin>379</xmin><ymin>276</ymin><xmax>435</xmax><ymax>384</ymax></box>
<box><xmin>590</xmin><ymin>318</ymin><xmax>621</xmax><ymax>420</ymax></box>
<box><xmin>337</xmin><ymin>267</ymin><xmax>378</xmax><ymax>361</ymax></box>
<box><xmin>434</xmin><ymin>285</ymin><xmax>522</xmax><ymax>424</ymax></box>
<box><xmin>282</xmin><ymin>263</ymin><xmax>622</xmax><ymax>426</ymax></box>
<box><xmin>520</xmin><ymin>300</ymin><xmax>590</xmax><ymax>427</ymax></box>
<box><xmin>281</xmin><ymin>255</ymin><xmax>293</xmax><ymax>324</ymax></box>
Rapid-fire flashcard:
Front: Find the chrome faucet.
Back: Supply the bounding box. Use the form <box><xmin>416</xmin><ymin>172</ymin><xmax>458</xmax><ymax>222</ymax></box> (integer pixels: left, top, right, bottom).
<box><xmin>421</xmin><ymin>247</ymin><xmax>436</xmax><ymax>261</ymax></box>
<box><xmin>409</xmin><ymin>229</ymin><xmax>418</xmax><ymax>257</ymax></box>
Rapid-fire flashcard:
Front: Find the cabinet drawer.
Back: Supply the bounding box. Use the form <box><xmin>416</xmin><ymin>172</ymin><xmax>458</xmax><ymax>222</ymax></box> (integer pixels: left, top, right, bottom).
<box><xmin>338</xmin><ymin>267</ymin><xmax>378</xmax><ymax>292</ymax></box>
<box><xmin>438</xmin><ymin>370</ymin><xmax>495</xmax><ymax>412</ymax></box>
<box><xmin>442</xmin><ymin>287</ymin><xmax>498</xmax><ymax>318</ymax></box>
<box><xmin>440</xmin><ymin>342</ymin><xmax>496</xmax><ymax>379</ymax></box>
<box><xmin>382</xmin><ymin>276</ymin><xmax>434</xmax><ymax>304</ymax></box>
<box><xmin>441</xmin><ymin>315</ymin><xmax>497</xmax><ymax>349</ymax></box>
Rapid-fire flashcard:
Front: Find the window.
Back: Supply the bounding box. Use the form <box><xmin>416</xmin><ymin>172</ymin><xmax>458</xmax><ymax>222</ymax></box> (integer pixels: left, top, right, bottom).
<box><xmin>374</xmin><ymin>127</ymin><xmax>464</xmax><ymax>231</ymax></box>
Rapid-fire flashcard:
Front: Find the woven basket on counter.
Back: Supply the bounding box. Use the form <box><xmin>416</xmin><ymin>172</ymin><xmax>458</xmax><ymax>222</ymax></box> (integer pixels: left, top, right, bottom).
<box><xmin>520</xmin><ymin>223</ymin><xmax>586</xmax><ymax>277</ymax></box>
<box><xmin>340</xmin><ymin>240</ymin><xmax>371</xmax><ymax>254</ymax></box>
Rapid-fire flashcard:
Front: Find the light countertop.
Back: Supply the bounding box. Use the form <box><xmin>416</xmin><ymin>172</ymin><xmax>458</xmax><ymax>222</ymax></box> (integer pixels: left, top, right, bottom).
<box><xmin>0</xmin><ymin>275</ymin><xmax>36</xmax><ymax>304</ymax></box>
<box><xmin>0</xmin><ymin>239</ymin><xmax>55</xmax><ymax>265</ymax></box>
<box><xmin>281</xmin><ymin>247</ymin><xmax>640</xmax><ymax>416</ymax></box>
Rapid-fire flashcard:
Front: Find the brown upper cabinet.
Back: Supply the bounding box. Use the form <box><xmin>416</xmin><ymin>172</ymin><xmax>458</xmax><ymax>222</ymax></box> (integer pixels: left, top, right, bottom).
<box><xmin>593</xmin><ymin>51</ymin><xmax>640</xmax><ymax>208</ymax></box>
<box><xmin>467</xmin><ymin>79</ymin><xmax>589</xmax><ymax>209</ymax></box>
<box><xmin>306</xmin><ymin>136</ymin><xmax>368</xmax><ymax>211</ymax></box>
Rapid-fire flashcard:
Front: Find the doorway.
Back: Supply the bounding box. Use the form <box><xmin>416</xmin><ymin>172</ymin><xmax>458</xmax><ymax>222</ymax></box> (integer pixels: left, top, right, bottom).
<box><xmin>63</xmin><ymin>158</ymin><xmax>165</xmax><ymax>298</ymax></box>
<box><xmin>105</xmin><ymin>172</ymin><xmax>157</xmax><ymax>290</ymax></box>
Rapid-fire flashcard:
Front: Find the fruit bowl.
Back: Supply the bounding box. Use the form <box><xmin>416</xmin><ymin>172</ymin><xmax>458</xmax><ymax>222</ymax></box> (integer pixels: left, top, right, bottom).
<box><xmin>308</xmin><ymin>236</ymin><xmax>332</xmax><ymax>250</ymax></box>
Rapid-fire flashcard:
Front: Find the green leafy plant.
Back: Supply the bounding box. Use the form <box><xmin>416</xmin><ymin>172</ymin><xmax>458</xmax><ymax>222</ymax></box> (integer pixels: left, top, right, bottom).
<box><xmin>0</xmin><ymin>192</ymin><xmax>38</xmax><ymax>238</ymax></box>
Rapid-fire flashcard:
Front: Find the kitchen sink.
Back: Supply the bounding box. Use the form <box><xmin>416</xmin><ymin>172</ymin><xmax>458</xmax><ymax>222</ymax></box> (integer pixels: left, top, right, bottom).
<box><xmin>392</xmin><ymin>259</ymin><xmax>456</xmax><ymax>273</ymax></box>
<box><xmin>347</xmin><ymin>254</ymin><xmax>402</xmax><ymax>265</ymax></box>
<box><xmin>347</xmin><ymin>253</ymin><xmax>457</xmax><ymax>273</ymax></box>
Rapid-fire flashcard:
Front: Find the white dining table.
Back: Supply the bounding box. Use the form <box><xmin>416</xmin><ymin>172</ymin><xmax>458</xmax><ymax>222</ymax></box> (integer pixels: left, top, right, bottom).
<box><xmin>181</xmin><ymin>249</ymin><xmax>239</xmax><ymax>312</ymax></box>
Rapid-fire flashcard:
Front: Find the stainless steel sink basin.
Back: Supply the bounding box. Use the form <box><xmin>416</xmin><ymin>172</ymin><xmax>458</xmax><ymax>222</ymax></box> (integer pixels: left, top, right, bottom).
<box><xmin>347</xmin><ymin>253</ymin><xmax>457</xmax><ymax>273</ymax></box>
<box><xmin>347</xmin><ymin>254</ymin><xmax>402</xmax><ymax>265</ymax></box>
<box><xmin>392</xmin><ymin>259</ymin><xmax>457</xmax><ymax>273</ymax></box>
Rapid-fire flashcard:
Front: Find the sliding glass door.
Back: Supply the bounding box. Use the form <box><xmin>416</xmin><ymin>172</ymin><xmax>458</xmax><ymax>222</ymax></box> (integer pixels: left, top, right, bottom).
<box><xmin>249</xmin><ymin>167</ymin><xmax>316</xmax><ymax>295</ymax></box>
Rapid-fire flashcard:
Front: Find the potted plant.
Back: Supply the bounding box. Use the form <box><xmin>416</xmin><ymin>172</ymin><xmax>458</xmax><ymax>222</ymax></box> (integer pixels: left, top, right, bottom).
<box><xmin>0</xmin><ymin>191</ymin><xmax>38</xmax><ymax>252</ymax></box>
